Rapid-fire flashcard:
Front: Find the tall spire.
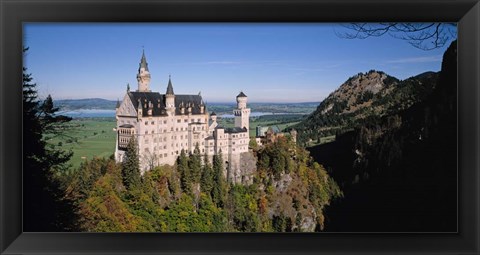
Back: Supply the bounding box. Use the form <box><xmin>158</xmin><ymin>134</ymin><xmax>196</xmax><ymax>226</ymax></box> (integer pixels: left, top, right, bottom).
<box><xmin>139</xmin><ymin>49</ymin><xmax>149</xmax><ymax>71</ymax></box>
<box><xmin>136</xmin><ymin>49</ymin><xmax>151</xmax><ymax>92</ymax></box>
<box><xmin>166</xmin><ymin>75</ymin><xmax>174</xmax><ymax>95</ymax></box>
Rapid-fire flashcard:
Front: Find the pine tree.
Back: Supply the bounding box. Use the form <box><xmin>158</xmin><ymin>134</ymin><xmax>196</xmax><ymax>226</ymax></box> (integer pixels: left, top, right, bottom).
<box><xmin>200</xmin><ymin>153</ymin><xmax>214</xmax><ymax>195</ymax></box>
<box><xmin>23</xmin><ymin>47</ymin><xmax>76</xmax><ymax>231</ymax></box>
<box><xmin>212</xmin><ymin>150</ymin><xmax>226</xmax><ymax>207</ymax></box>
<box><xmin>189</xmin><ymin>143</ymin><xmax>202</xmax><ymax>183</ymax></box>
<box><xmin>177</xmin><ymin>149</ymin><xmax>191</xmax><ymax>194</ymax></box>
<box><xmin>122</xmin><ymin>137</ymin><xmax>141</xmax><ymax>190</ymax></box>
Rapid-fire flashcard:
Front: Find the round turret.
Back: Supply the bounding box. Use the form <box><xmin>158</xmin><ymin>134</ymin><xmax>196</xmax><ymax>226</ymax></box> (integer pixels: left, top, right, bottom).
<box><xmin>236</xmin><ymin>91</ymin><xmax>247</xmax><ymax>109</ymax></box>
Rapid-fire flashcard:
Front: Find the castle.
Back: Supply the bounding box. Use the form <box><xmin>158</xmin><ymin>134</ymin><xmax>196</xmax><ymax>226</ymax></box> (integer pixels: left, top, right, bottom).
<box><xmin>114</xmin><ymin>51</ymin><xmax>253</xmax><ymax>183</ymax></box>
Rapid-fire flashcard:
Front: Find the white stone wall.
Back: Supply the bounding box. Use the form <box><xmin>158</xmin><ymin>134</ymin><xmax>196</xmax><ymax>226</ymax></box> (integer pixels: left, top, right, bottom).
<box><xmin>114</xmin><ymin>89</ymin><xmax>253</xmax><ymax>181</ymax></box>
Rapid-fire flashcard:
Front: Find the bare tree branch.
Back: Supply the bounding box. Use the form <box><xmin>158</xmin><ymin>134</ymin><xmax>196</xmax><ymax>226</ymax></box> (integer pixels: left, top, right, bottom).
<box><xmin>337</xmin><ymin>23</ymin><xmax>456</xmax><ymax>50</ymax></box>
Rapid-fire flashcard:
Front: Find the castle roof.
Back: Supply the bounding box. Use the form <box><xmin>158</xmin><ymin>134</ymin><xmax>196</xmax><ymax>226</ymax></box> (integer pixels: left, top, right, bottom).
<box><xmin>128</xmin><ymin>91</ymin><xmax>204</xmax><ymax>117</ymax></box>
<box><xmin>166</xmin><ymin>76</ymin><xmax>174</xmax><ymax>95</ymax></box>
<box><xmin>139</xmin><ymin>50</ymin><xmax>149</xmax><ymax>71</ymax></box>
<box><xmin>210</xmin><ymin>111</ymin><xmax>217</xmax><ymax>116</ymax></box>
<box><xmin>225</xmin><ymin>127</ymin><xmax>248</xmax><ymax>133</ymax></box>
<box><xmin>237</xmin><ymin>91</ymin><xmax>247</xmax><ymax>98</ymax></box>
<box><xmin>266</xmin><ymin>126</ymin><xmax>281</xmax><ymax>134</ymax></box>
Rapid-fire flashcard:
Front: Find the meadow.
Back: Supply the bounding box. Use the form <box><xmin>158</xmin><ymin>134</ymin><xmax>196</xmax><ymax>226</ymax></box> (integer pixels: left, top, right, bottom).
<box><xmin>47</xmin><ymin>118</ymin><xmax>117</xmax><ymax>171</ymax></box>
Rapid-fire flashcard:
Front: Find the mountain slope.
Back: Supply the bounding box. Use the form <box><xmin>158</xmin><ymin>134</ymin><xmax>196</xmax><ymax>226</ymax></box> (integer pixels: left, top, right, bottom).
<box><xmin>307</xmin><ymin>40</ymin><xmax>457</xmax><ymax>231</ymax></box>
<box><xmin>294</xmin><ymin>70</ymin><xmax>439</xmax><ymax>145</ymax></box>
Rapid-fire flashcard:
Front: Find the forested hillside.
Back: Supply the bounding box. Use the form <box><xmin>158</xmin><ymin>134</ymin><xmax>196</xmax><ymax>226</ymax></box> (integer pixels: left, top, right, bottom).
<box><xmin>308</xmin><ymin>40</ymin><xmax>457</xmax><ymax>231</ymax></box>
<box><xmin>65</xmin><ymin>136</ymin><xmax>341</xmax><ymax>232</ymax></box>
<box><xmin>294</xmin><ymin>69</ymin><xmax>439</xmax><ymax>145</ymax></box>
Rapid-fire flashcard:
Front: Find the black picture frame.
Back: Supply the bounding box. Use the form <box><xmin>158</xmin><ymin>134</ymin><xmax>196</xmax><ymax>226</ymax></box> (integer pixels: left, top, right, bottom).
<box><xmin>1</xmin><ymin>0</ymin><xmax>479</xmax><ymax>254</ymax></box>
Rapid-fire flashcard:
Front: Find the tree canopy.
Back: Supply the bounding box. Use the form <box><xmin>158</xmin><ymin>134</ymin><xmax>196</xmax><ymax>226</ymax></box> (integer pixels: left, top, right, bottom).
<box><xmin>23</xmin><ymin>47</ymin><xmax>76</xmax><ymax>231</ymax></box>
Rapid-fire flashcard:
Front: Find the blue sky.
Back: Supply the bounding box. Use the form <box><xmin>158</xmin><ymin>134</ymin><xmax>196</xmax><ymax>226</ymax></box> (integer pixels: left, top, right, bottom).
<box><xmin>23</xmin><ymin>23</ymin><xmax>456</xmax><ymax>103</ymax></box>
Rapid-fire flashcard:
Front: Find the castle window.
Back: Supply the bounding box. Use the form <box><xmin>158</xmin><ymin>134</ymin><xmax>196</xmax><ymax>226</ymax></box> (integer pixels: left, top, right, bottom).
<box><xmin>202</xmin><ymin>149</ymin><xmax>204</xmax><ymax>153</ymax></box>
<box><xmin>184</xmin><ymin>119</ymin><xmax>188</xmax><ymax>123</ymax></box>
<box><xmin>163</xmin><ymin>137</ymin><xmax>166</xmax><ymax>142</ymax></box>
<box><xmin>164</xmin><ymin>120</ymin><xmax>167</xmax><ymax>124</ymax></box>
<box><xmin>177</xmin><ymin>119</ymin><xmax>181</xmax><ymax>123</ymax></box>
<box><xmin>164</xmin><ymin>153</ymin><xmax>167</xmax><ymax>157</ymax></box>
<box><xmin>151</xmin><ymin>130</ymin><xmax>154</xmax><ymax>134</ymax></box>
<box><xmin>176</xmin><ymin>128</ymin><xmax>178</xmax><ymax>131</ymax></box>
<box><xmin>197</xmin><ymin>119</ymin><xmax>200</xmax><ymax>122</ymax></box>
<box><xmin>164</xmin><ymin>145</ymin><xmax>166</xmax><ymax>149</ymax></box>
<box><xmin>145</xmin><ymin>121</ymin><xmax>148</xmax><ymax>125</ymax></box>
<box><xmin>145</xmin><ymin>131</ymin><xmax>148</xmax><ymax>134</ymax></box>
<box><xmin>151</xmin><ymin>121</ymin><xmax>154</xmax><ymax>125</ymax></box>
<box><xmin>171</xmin><ymin>127</ymin><xmax>173</xmax><ymax>131</ymax></box>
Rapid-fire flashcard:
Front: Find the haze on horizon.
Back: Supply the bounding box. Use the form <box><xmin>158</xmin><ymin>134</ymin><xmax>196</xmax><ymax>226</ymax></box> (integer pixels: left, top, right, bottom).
<box><xmin>24</xmin><ymin>23</ymin><xmax>455</xmax><ymax>103</ymax></box>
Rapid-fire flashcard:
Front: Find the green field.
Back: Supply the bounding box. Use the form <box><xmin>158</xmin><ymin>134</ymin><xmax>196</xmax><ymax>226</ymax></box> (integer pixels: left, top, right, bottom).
<box><xmin>47</xmin><ymin>118</ymin><xmax>116</xmax><ymax>170</ymax></box>
<box><xmin>49</xmin><ymin>115</ymin><xmax>305</xmax><ymax>171</ymax></box>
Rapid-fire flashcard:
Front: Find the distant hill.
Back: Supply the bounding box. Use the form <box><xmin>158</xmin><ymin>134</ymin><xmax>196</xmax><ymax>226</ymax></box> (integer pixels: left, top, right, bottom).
<box><xmin>55</xmin><ymin>98</ymin><xmax>319</xmax><ymax>115</ymax></box>
<box><xmin>55</xmin><ymin>98</ymin><xmax>117</xmax><ymax>111</ymax></box>
<box><xmin>208</xmin><ymin>102</ymin><xmax>318</xmax><ymax>115</ymax></box>
<box><xmin>294</xmin><ymin>69</ymin><xmax>439</xmax><ymax>145</ymax></box>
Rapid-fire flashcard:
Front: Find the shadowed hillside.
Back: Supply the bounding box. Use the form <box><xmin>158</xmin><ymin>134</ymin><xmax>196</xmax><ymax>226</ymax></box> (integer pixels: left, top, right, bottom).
<box><xmin>308</xmin><ymin>41</ymin><xmax>457</xmax><ymax>232</ymax></box>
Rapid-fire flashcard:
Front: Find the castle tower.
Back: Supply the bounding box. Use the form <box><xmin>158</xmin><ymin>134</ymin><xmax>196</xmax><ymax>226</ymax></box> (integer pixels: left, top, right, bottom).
<box><xmin>136</xmin><ymin>50</ymin><xmax>151</xmax><ymax>92</ymax></box>
<box><xmin>234</xmin><ymin>91</ymin><xmax>250</xmax><ymax>130</ymax></box>
<box><xmin>165</xmin><ymin>75</ymin><xmax>175</xmax><ymax>115</ymax></box>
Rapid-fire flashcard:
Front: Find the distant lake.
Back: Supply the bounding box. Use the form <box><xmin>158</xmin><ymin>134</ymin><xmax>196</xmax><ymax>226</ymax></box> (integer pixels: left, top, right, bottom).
<box><xmin>60</xmin><ymin>109</ymin><xmax>296</xmax><ymax>118</ymax></box>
